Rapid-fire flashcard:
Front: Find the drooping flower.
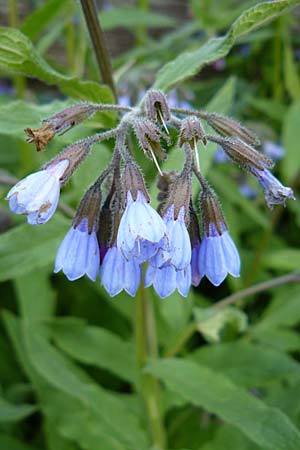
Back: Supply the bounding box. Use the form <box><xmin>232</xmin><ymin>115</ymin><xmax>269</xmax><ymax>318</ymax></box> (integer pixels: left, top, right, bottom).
<box><xmin>145</xmin><ymin>262</ymin><xmax>191</xmax><ymax>298</ymax></box>
<box><xmin>6</xmin><ymin>159</ymin><xmax>69</xmax><ymax>225</ymax></box>
<box><xmin>150</xmin><ymin>205</ymin><xmax>191</xmax><ymax>270</ymax></box>
<box><xmin>198</xmin><ymin>185</ymin><xmax>240</xmax><ymax>286</ymax></box>
<box><xmin>101</xmin><ymin>243</ymin><xmax>142</xmax><ymax>297</ymax></box>
<box><xmin>54</xmin><ymin>218</ymin><xmax>100</xmax><ymax>281</ymax></box>
<box><xmin>54</xmin><ymin>180</ymin><xmax>102</xmax><ymax>281</ymax></box>
<box><xmin>199</xmin><ymin>224</ymin><xmax>240</xmax><ymax>286</ymax></box>
<box><xmin>249</xmin><ymin>167</ymin><xmax>295</xmax><ymax>208</ymax></box>
<box><xmin>117</xmin><ymin>190</ymin><xmax>167</xmax><ymax>262</ymax></box>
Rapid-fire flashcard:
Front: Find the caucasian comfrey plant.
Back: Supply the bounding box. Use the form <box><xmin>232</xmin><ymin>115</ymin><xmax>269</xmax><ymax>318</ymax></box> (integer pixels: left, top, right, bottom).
<box><xmin>5</xmin><ymin>90</ymin><xmax>295</xmax><ymax>298</ymax></box>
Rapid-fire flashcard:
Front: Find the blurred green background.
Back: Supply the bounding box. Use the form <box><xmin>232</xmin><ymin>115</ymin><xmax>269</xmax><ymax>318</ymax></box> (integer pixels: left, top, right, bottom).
<box><xmin>0</xmin><ymin>1</ymin><xmax>300</xmax><ymax>449</ymax></box>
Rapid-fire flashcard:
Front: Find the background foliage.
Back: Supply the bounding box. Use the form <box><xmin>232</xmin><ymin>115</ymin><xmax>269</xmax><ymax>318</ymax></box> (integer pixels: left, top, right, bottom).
<box><xmin>0</xmin><ymin>0</ymin><xmax>300</xmax><ymax>449</ymax></box>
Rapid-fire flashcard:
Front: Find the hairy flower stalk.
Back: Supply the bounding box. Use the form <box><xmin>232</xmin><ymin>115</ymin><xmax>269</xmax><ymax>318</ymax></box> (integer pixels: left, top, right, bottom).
<box><xmin>5</xmin><ymin>91</ymin><xmax>295</xmax><ymax>296</ymax></box>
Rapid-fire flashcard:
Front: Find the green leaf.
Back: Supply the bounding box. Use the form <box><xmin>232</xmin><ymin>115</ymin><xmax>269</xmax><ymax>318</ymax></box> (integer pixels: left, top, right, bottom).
<box><xmin>24</xmin><ymin>328</ymin><xmax>149</xmax><ymax>450</ymax></box>
<box><xmin>49</xmin><ymin>318</ymin><xmax>136</xmax><ymax>383</ymax></box>
<box><xmin>146</xmin><ymin>358</ymin><xmax>300</xmax><ymax>450</ymax></box>
<box><xmin>282</xmin><ymin>101</ymin><xmax>300</xmax><ymax>182</ymax></box>
<box><xmin>0</xmin><ymin>27</ymin><xmax>114</xmax><ymax>102</ymax></box>
<box><xmin>0</xmin><ymin>433</ymin><xmax>43</xmax><ymax>450</ymax></box>
<box><xmin>0</xmin><ymin>214</ymin><xmax>69</xmax><ymax>282</ymax></box>
<box><xmin>0</xmin><ymin>397</ymin><xmax>36</xmax><ymax>423</ymax></box>
<box><xmin>252</xmin><ymin>285</ymin><xmax>300</xmax><ymax>330</ymax></box>
<box><xmin>0</xmin><ymin>100</ymin><xmax>71</xmax><ymax>138</ymax></box>
<box><xmin>189</xmin><ymin>341</ymin><xmax>300</xmax><ymax>387</ymax></box>
<box><xmin>100</xmin><ymin>7</ymin><xmax>176</xmax><ymax>30</ymax></box>
<box><xmin>21</xmin><ymin>0</ymin><xmax>72</xmax><ymax>42</ymax></box>
<box><xmin>14</xmin><ymin>269</ymin><xmax>56</xmax><ymax>320</ymax></box>
<box><xmin>153</xmin><ymin>0</ymin><xmax>299</xmax><ymax>91</ymax></box>
<box><xmin>199</xmin><ymin>424</ymin><xmax>259</xmax><ymax>450</ymax></box>
<box><xmin>262</xmin><ymin>248</ymin><xmax>300</xmax><ymax>272</ymax></box>
<box><xmin>194</xmin><ymin>307</ymin><xmax>248</xmax><ymax>343</ymax></box>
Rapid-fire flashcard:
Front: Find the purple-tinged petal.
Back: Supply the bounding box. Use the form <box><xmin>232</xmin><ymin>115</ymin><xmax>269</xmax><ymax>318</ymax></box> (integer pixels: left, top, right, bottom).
<box><xmin>191</xmin><ymin>244</ymin><xmax>201</xmax><ymax>286</ymax></box>
<box><xmin>250</xmin><ymin>167</ymin><xmax>295</xmax><ymax>208</ymax></box>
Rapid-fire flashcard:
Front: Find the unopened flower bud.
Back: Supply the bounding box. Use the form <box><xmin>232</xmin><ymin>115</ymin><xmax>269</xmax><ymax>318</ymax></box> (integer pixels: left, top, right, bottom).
<box><xmin>44</xmin><ymin>140</ymin><xmax>91</xmax><ymax>185</ymax></box>
<box><xmin>122</xmin><ymin>162</ymin><xmax>149</xmax><ymax>202</ymax></box>
<box><xmin>43</xmin><ymin>103</ymin><xmax>95</xmax><ymax>133</ymax></box>
<box><xmin>133</xmin><ymin>119</ymin><xmax>169</xmax><ymax>174</ymax></box>
<box><xmin>206</xmin><ymin>113</ymin><xmax>260</xmax><ymax>147</ymax></box>
<box><xmin>144</xmin><ymin>89</ymin><xmax>170</xmax><ymax>133</ymax></box>
<box><xmin>210</xmin><ymin>136</ymin><xmax>273</xmax><ymax>172</ymax></box>
<box><xmin>179</xmin><ymin>116</ymin><xmax>207</xmax><ymax>147</ymax></box>
<box><xmin>200</xmin><ymin>185</ymin><xmax>226</xmax><ymax>236</ymax></box>
<box><xmin>73</xmin><ymin>181</ymin><xmax>102</xmax><ymax>233</ymax></box>
<box><xmin>156</xmin><ymin>171</ymin><xmax>178</xmax><ymax>204</ymax></box>
<box><xmin>179</xmin><ymin>117</ymin><xmax>207</xmax><ymax>171</ymax></box>
<box><xmin>25</xmin><ymin>103</ymin><xmax>95</xmax><ymax>151</ymax></box>
<box><xmin>162</xmin><ymin>172</ymin><xmax>191</xmax><ymax>223</ymax></box>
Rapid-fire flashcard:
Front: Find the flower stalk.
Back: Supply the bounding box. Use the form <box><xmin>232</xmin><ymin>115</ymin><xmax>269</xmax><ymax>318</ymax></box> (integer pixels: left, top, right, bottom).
<box><xmin>135</xmin><ymin>284</ymin><xmax>167</xmax><ymax>449</ymax></box>
<box><xmin>80</xmin><ymin>0</ymin><xmax>116</xmax><ymax>98</ymax></box>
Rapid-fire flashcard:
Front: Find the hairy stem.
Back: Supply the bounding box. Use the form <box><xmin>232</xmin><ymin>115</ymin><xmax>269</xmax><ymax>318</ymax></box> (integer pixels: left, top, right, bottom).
<box><xmin>80</xmin><ymin>0</ymin><xmax>116</xmax><ymax>97</ymax></box>
<box><xmin>136</xmin><ymin>285</ymin><xmax>167</xmax><ymax>449</ymax></box>
<box><xmin>171</xmin><ymin>107</ymin><xmax>208</xmax><ymax>120</ymax></box>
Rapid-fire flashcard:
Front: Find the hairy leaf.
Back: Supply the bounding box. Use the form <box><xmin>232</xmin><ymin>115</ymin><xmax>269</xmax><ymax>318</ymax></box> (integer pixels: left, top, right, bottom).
<box><xmin>153</xmin><ymin>0</ymin><xmax>299</xmax><ymax>91</ymax></box>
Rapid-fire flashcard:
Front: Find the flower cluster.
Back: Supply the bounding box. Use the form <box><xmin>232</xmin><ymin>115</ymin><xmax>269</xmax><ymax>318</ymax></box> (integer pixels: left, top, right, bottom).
<box><xmin>5</xmin><ymin>90</ymin><xmax>295</xmax><ymax>298</ymax></box>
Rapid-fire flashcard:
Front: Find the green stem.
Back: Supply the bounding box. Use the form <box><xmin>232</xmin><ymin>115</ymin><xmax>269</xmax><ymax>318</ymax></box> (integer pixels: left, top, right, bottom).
<box><xmin>215</xmin><ymin>272</ymin><xmax>300</xmax><ymax>310</ymax></box>
<box><xmin>136</xmin><ymin>0</ymin><xmax>150</xmax><ymax>45</ymax></box>
<box><xmin>8</xmin><ymin>0</ymin><xmax>26</xmax><ymax>98</ymax></box>
<box><xmin>164</xmin><ymin>322</ymin><xmax>197</xmax><ymax>358</ymax></box>
<box><xmin>135</xmin><ymin>285</ymin><xmax>167</xmax><ymax>449</ymax></box>
<box><xmin>80</xmin><ymin>0</ymin><xmax>116</xmax><ymax>98</ymax></box>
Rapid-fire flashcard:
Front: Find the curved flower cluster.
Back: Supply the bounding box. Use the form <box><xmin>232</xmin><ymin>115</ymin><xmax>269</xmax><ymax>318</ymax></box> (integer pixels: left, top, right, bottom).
<box><xmin>5</xmin><ymin>90</ymin><xmax>295</xmax><ymax>299</ymax></box>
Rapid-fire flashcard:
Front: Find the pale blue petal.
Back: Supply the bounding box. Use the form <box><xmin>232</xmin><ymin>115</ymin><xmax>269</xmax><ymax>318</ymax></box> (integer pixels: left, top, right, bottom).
<box><xmin>124</xmin><ymin>258</ymin><xmax>141</xmax><ymax>297</ymax></box>
<box><xmin>220</xmin><ymin>231</ymin><xmax>240</xmax><ymax>278</ymax></box>
<box><xmin>85</xmin><ymin>232</ymin><xmax>100</xmax><ymax>281</ymax></box>
<box><xmin>176</xmin><ymin>266</ymin><xmax>192</xmax><ymax>297</ymax></box>
<box><xmin>101</xmin><ymin>246</ymin><xmax>124</xmax><ymax>297</ymax></box>
<box><xmin>144</xmin><ymin>264</ymin><xmax>156</xmax><ymax>287</ymax></box>
<box><xmin>199</xmin><ymin>236</ymin><xmax>227</xmax><ymax>286</ymax></box>
<box><xmin>153</xmin><ymin>265</ymin><xmax>176</xmax><ymax>299</ymax></box>
<box><xmin>168</xmin><ymin>219</ymin><xmax>191</xmax><ymax>269</ymax></box>
<box><xmin>54</xmin><ymin>219</ymin><xmax>99</xmax><ymax>282</ymax></box>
